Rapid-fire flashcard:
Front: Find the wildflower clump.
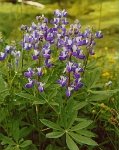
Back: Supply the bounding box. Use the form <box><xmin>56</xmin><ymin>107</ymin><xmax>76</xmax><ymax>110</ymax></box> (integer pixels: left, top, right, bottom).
<box><xmin>0</xmin><ymin>9</ymin><xmax>103</xmax><ymax>97</ymax></box>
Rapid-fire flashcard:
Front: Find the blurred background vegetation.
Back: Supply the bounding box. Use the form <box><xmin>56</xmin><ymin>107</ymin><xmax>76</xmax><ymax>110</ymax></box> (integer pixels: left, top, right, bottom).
<box><xmin>0</xmin><ymin>0</ymin><xmax>119</xmax><ymax>51</ymax></box>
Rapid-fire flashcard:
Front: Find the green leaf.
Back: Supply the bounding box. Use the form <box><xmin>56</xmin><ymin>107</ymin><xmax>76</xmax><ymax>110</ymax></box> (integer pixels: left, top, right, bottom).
<box><xmin>60</xmin><ymin>108</ymin><xmax>67</xmax><ymax>129</ymax></box>
<box><xmin>84</xmin><ymin>68</ymin><xmax>101</xmax><ymax>89</ymax></box>
<box><xmin>70</xmin><ymin>120</ymin><xmax>93</xmax><ymax>131</ymax></box>
<box><xmin>13</xmin><ymin>120</ymin><xmax>19</xmax><ymax>143</ymax></box>
<box><xmin>20</xmin><ymin>140</ymin><xmax>32</xmax><ymax>148</ymax></box>
<box><xmin>76</xmin><ymin>130</ymin><xmax>96</xmax><ymax>138</ymax></box>
<box><xmin>86</xmin><ymin>59</ymin><xmax>97</xmax><ymax>69</ymax></box>
<box><xmin>69</xmin><ymin>132</ymin><xmax>98</xmax><ymax>146</ymax></box>
<box><xmin>40</xmin><ymin>119</ymin><xmax>63</xmax><ymax>131</ymax></box>
<box><xmin>19</xmin><ymin>127</ymin><xmax>33</xmax><ymax>139</ymax></box>
<box><xmin>90</xmin><ymin>68</ymin><xmax>101</xmax><ymax>87</ymax></box>
<box><xmin>0</xmin><ymin>133</ymin><xmax>16</xmax><ymax>145</ymax></box>
<box><xmin>66</xmin><ymin>134</ymin><xmax>79</xmax><ymax>150</ymax></box>
<box><xmin>66</xmin><ymin>97</ymin><xmax>74</xmax><ymax>113</ymax></box>
<box><xmin>48</xmin><ymin>90</ymin><xmax>57</xmax><ymax>101</ymax></box>
<box><xmin>73</xmin><ymin>101</ymin><xmax>88</xmax><ymax>110</ymax></box>
<box><xmin>16</xmin><ymin>92</ymin><xmax>46</xmax><ymax>104</ymax></box>
<box><xmin>67</xmin><ymin>111</ymin><xmax>77</xmax><ymax>129</ymax></box>
<box><xmin>87</xmin><ymin>93</ymin><xmax>112</xmax><ymax>101</ymax></box>
<box><xmin>46</xmin><ymin>132</ymin><xmax>64</xmax><ymax>138</ymax></box>
<box><xmin>45</xmin><ymin>144</ymin><xmax>52</xmax><ymax>150</ymax></box>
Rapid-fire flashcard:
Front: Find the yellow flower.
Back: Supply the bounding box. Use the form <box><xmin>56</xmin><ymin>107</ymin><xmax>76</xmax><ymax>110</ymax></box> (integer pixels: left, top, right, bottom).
<box><xmin>92</xmin><ymin>54</ymin><xmax>97</xmax><ymax>59</ymax></box>
<box><xmin>100</xmin><ymin>103</ymin><xmax>105</xmax><ymax>108</ymax></box>
<box><xmin>92</xmin><ymin>110</ymin><xmax>96</xmax><ymax>113</ymax></box>
<box><xmin>108</xmin><ymin>58</ymin><xmax>116</xmax><ymax>63</ymax></box>
<box><xmin>102</xmin><ymin>72</ymin><xmax>110</xmax><ymax>77</ymax></box>
<box><xmin>43</xmin><ymin>68</ymin><xmax>47</xmax><ymax>74</ymax></box>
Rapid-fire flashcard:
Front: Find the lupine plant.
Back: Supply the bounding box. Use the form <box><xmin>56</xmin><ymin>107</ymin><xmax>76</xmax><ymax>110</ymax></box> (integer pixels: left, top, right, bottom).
<box><xmin>0</xmin><ymin>9</ymin><xmax>119</xmax><ymax>150</ymax></box>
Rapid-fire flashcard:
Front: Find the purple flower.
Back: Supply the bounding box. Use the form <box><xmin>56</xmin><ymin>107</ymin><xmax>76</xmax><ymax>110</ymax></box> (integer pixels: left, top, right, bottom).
<box><xmin>5</xmin><ymin>45</ymin><xmax>11</xmax><ymax>54</ymax></box>
<box><xmin>66</xmin><ymin>87</ymin><xmax>74</xmax><ymax>97</ymax></box>
<box><xmin>45</xmin><ymin>59</ymin><xmax>53</xmax><ymax>68</ymax></box>
<box><xmin>0</xmin><ymin>52</ymin><xmax>6</xmax><ymax>61</ymax></box>
<box><xmin>38</xmin><ymin>82</ymin><xmax>45</xmax><ymax>92</ymax></box>
<box><xmin>42</xmin><ymin>43</ymin><xmax>51</xmax><ymax>59</ymax></box>
<box><xmin>36</xmin><ymin>67</ymin><xmax>42</xmax><ymax>77</ymax></box>
<box><xmin>66</xmin><ymin>61</ymin><xmax>73</xmax><ymax>72</ymax></box>
<box><xmin>24</xmin><ymin>68</ymin><xmax>34</xmax><ymax>78</ymax></box>
<box><xmin>59</xmin><ymin>50</ymin><xmax>68</xmax><ymax>61</ymax></box>
<box><xmin>25</xmin><ymin>78</ymin><xmax>35</xmax><ymax>88</ymax></box>
<box><xmin>32</xmin><ymin>50</ymin><xmax>40</xmax><ymax>60</ymax></box>
<box><xmin>57</xmin><ymin>76</ymin><xmax>67</xmax><ymax>87</ymax></box>
<box><xmin>95</xmin><ymin>31</ymin><xmax>103</xmax><ymax>38</ymax></box>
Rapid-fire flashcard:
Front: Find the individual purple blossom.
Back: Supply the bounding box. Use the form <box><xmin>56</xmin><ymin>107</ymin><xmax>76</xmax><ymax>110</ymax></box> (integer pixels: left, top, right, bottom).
<box><xmin>66</xmin><ymin>86</ymin><xmax>74</xmax><ymax>97</ymax></box>
<box><xmin>45</xmin><ymin>59</ymin><xmax>53</xmax><ymax>68</ymax></box>
<box><xmin>66</xmin><ymin>61</ymin><xmax>74</xmax><ymax>72</ymax></box>
<box><xmin>38</xmin><ymin>82</ymin><xmax>45</xmax><ymax>92</ymax></box>
<box><xmin>20</xmin><ymin>24</ymin><xmax>28</xmax><ymax>31</ymax></box>
<box><xmin>95</xmin><ymin>31</ymin><xmax>103</xmax><ymax>38</ymax></box>
<box><xmin>5</xmin><ymin>45</ymin><xmax>11</xmax><ymax>54</ymax></box>
<box><xmin>57</xmin><ymin>76</ymin><xmax>67</xmax><ymax>87</ymax></box>
<box><xmin>59</xmin><ymin>50</ymin><xmax>68</xmax><ymax>61</ymax></box>
<box><xmin>0</xmin><ymin>52</ymin><xmax>6</xmax><ymax>61</ymax></box>
<box><xmin>42</xmin><ymin>43</ymin><xmax>51</xmax><ymax>59</ymax></box>
<box><xmin>32</xmin><ymin>50</ymin><xmax>40</xmax><ymax>60</ymax></box>
<box><xmin>36</xmin><ymin>67</ymin><xmax>42</xmax><ymax>77</ymax></box>
<box><xmin>25</xmin><ymin>78</ymin><xmax>35</xmax><ymax>88</ymax></box>
<box><xmin>24</xmin><ymin>68</ymin><xmax>34</xmax><ymax>78</ymax></box>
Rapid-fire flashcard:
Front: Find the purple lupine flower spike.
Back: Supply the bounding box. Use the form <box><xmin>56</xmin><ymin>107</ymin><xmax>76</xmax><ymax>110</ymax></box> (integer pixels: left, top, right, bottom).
<box><xmin>25</xmin><ymin>78</ymin><xmax>35</xmax><ymax>88</ymax></box>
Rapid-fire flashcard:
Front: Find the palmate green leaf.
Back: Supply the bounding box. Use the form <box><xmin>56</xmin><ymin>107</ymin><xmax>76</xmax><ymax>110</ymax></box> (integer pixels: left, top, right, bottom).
<box><xmin>16</xmin><ymin>92</ymin><xmax>46</xmax><ymax>104</ymax></box>
<box><xmin>20</xmin><ymin>140</ymin><xmax>32</xmax><ymax>148</ymax></box>
<box><xmin>66</xmin><ymin>133</ymin><xmax>79</xmax><ymax>150</ymax></box>
<box><xmin>40</xmin><ymin>119</ymin><xmax>63</xmax><ymax>131</ymax></box>
<box><xmin>70</xmin><ymin>120</ymin><xmax>93</xmax><ymax>131</ymax></box>
<box><xmin>0</xmin><ymin>133</ymin><xmax>16</xmax><ymax>145</ymax></box>
<box><xmin>69</xmin><ymin>132</ymin><xmax>98</xmax><ymax>146</ymax></box>
<box><xmin>46</xmin><ymin>132</ymin><xmax>64</xmax><ymax>138</ymax></box>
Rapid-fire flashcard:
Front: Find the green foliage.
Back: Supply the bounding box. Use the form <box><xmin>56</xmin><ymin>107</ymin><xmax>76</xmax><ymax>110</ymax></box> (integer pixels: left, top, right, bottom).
<box><xmin>0</xmin><ymin>1</ymin><xmax>119</xmax><ymax>150</ymax></box>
